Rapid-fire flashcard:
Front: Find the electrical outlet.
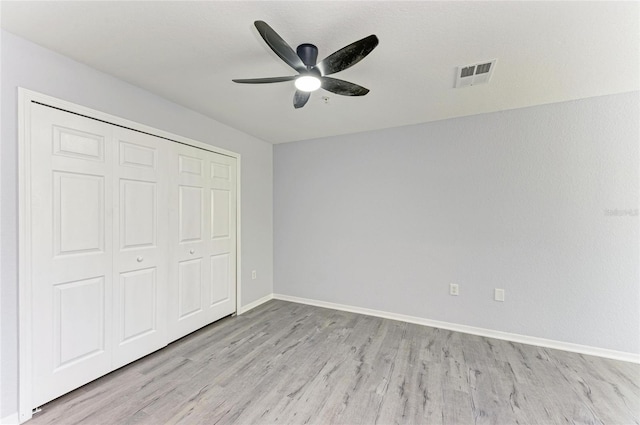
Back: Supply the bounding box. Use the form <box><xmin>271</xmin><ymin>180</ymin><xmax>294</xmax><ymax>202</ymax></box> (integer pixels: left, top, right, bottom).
<box><xmin>251</xmin><ymin>270</ymin><xmax>257</xmax><ymax>280</ymax></box>
<box><xmin>494</xmin><ymin>288</ymin><xmax>505</xmax><ymax>302</ymax></box>
<box><xmin>449</xmin><ymin>283</ymin><xmax>459</xmax><ymax>296</ymax></box>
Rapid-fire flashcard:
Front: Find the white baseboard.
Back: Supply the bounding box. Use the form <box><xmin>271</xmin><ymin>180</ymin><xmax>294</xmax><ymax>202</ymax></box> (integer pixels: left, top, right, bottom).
<box><xmin>0</xmin><ymin>413</ymin><xmax>19</xmax><ymax>425</ymax></box>
<box><xmin>273</xmin><ymin>293</ymin><xmax>640</xmax><ymax>364</ymax></box>
<box><xmin>238</xmin><ymin>293</ymin><xmax>274</xmax><ymax>315</ymax></box>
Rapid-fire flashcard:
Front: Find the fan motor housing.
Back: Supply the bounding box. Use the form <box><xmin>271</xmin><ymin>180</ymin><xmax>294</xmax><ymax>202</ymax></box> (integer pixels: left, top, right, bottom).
<box><xmin>297</xmin><ymin>43</ymin><xmax>318</xmax><ymax>67</ymax></box>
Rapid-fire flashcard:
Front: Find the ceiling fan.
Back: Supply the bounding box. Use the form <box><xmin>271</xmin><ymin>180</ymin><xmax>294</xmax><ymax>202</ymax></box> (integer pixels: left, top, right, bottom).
<box><xmin>233</xmin><ymin>21</ymin><xmax>379</xmax><ymax>109</ymax></box>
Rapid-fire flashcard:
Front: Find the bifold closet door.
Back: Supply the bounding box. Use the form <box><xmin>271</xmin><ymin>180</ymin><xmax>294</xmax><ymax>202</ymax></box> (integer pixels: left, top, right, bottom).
<box><xmin>29</xmin><ymin>105</ymin><xmax>170</xmax><ymax>406</ymax></box>
<box><xmin>111</xmin><ymin>127</ymin><xmax>168</xmax><ymax>369</ymax></box>
<box><xmin>168</xmin><ymin>144</ymin><xmax>237</xmax><ymax>341</ymax></box>
<box><xmin>27</xmin><ymin>100</ymin><xmax>237</xmax><ymax>409</ymax></box>
<box><xmin>30</xmin><ymin>104</ymin><xmax>115</xmax><ymax>407</ymax></box>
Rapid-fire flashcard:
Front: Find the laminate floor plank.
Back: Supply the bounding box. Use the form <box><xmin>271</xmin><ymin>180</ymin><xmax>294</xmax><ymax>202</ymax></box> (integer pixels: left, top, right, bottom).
<box><xmin>235</xmin><ymin>310</ymin><xmax>363</xmax><ymax>424</ymax></box>
<box><xmin>547</xmin><ymin>349</ymin><xmax>639</xmax><ymax>424</ymax></box>
<box><xmin>28</xmin><ymin>300</ymin><xmax>639</xmax><ymax>425</ymax></box>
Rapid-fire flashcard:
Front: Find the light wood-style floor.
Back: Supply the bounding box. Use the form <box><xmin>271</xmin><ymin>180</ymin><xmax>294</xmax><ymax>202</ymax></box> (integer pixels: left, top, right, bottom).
<box><xmin>29</xmin><ymin>300</ymin><xmax>639</xmax><ymax>424</ymax></box>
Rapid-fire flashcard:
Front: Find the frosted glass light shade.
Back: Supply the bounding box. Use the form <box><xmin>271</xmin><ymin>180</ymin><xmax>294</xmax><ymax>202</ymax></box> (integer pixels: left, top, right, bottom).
<box><xmin>295</xmin><ymin>76</ymin><xmax>321</xmax><ymax>92</ymax></box>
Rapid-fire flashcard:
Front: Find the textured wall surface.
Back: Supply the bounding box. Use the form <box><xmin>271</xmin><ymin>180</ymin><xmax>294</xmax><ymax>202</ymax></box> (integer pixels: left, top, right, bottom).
<box><xmin>274</xmin><ymin>91</ymin><xmax>639</xmax><ymax>355</ymax></box>
<box><xmin>1</xmin><ymin>30</ymin><xmax>273</xmax><ymax>418</ymax></box>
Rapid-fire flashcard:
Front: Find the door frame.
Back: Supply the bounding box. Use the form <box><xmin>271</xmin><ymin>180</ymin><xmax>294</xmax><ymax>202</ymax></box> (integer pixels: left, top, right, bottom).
<box><xmin>17</xmin><ymin>88</ymin><xmax>242</xmax><ymax>423</ymax></box>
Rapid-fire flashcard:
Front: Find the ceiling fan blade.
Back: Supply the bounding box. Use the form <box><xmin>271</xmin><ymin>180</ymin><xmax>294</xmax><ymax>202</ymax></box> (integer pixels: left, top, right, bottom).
<box><xmin>293</xmin><ymin>90</ymin><xmax>310</xmax><ymax>109</ymax></box>
<box><xmin>232</xmin><ymin>76</ymin><xmax>296</xmax><ymax>84</ymax></box>
<box><xmin>317</xmin><ymin>35</ymin><xmax>378</xmax><ymax>76</ymax></box>
<box><xmin>254</xmin><ymin>21</ymin><xmax>306</xmax><ymax>73</ymax></box>
<box><xmin>320</xmin><ymin>77</ymin><xmax>369</xmax><ymax>96</ymax></box>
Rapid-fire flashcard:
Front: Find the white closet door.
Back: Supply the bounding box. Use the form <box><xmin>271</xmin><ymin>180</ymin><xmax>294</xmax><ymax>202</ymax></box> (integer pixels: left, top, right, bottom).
<box><xmin>30</xmin><ymin>104</ymin><xmax>114</xmax><ymax>407</ymax></box>
<box><xmin>25</xmin><ymin>96</ymin><xmax>238</xmax><ymax>412</ymax></box>
<box><xmin>168</xmin><ymin>144</ymin><xmax>211</xmax><ymax>340</ymax></box>
<box><xmin>206</xmin><ymin>152</ymin><xmax>237</xmax><ymax>322</ymax></box>
<box><xmin>168</xmin><ymin>145</ymin><xmax>237</xmax><ymax>341</ymax></box>
<box><xmin>112</xmin><ymin>127</ymin><xmax>168</xmax><ymax>368</ymax></box>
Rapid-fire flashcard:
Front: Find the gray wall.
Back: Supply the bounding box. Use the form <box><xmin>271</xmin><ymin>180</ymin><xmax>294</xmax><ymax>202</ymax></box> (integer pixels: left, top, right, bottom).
<box><xmin>1</xmin><ymin>30</ymin><xmax>273</xmax><ymax>418</ymax></box>
<box><xmin>274</xmin><ymin>91</ymin><xmax>639</xmax><ymax>355</ymax></box>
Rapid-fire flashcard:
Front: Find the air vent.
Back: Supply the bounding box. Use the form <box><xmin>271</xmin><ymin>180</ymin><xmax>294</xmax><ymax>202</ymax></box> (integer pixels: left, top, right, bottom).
<box><xmin>455</xmin><ymin>59</ymin><xmax>497</xmax><ymax>88</ymax></box>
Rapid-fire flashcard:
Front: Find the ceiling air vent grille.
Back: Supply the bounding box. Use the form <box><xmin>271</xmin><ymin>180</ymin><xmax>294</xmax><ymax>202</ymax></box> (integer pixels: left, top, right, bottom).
<box><xmin>455</xmin><ymin>59</ymin><xmax>497</xmax><ymax>88</ymax></box>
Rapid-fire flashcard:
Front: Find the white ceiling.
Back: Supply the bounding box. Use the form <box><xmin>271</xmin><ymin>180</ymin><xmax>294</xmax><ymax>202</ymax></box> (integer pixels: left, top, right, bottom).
<box><xmin>2</xmin><ymin>1</ymin><xmax>638</xmax><ymax>144</ymax></box>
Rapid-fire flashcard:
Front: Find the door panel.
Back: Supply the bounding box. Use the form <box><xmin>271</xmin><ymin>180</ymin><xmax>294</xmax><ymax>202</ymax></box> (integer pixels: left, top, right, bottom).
<box><xmin>31</xmin><ymin>104</ymin><xmax>114</xmax><ymax>407</ymax></box>
<box><xmin>168</xmin><ymin>145</ymin><xmax>211</xmax><ymax>340</ymax></box>
<box><xmin>210</xmin><ymin>161</ymin><xmax>230</xmax><ymax>180</ymax></box>
<box><xmin>119</xmin><ymin>141</ymin><xmax>156</xmax><ymax>169</ymax></box>
<box><xmin>112</xmin><ymin>128</ymin><xmax>168</xmax><ymax>368</ymax></box>
<box><xmin>179</xmin><ymin>154</ymin><xmax>203</xmax><ymax>176</ymax></box>
<box><xmin>178</xmin><ymin>259</ymin><xmax>204</xmax><ymax>318</ymax></box>
<box><xmin>179</xmin><ymin>186</ymin><xmax>204</xmax><ymax>242</ymax></box>
<box><xmin>120</xmin><ymin>180</ymin><xmax>156</xmax><ymax>249</ymax></box>
<box><xmin>53</xmin><ymin>276</ymin><xmax>106</xmax><ymax>369</ymax></box>
<box><xmin>210</xmin><ymin>253</ymin><xmax>230</xmax><ymax>305</ymax></box>
<box><xmin>206</xmin><ymin>152</ymin><xmax>237</xmax><ymax>322</ymax></box>
<box><xmin>53</xmin><ymin>172</ymin><xmax>105</xmax><ymax>255</ymax></box>
<box><xmin>120</xmin><ymin>268</ymin><xmax>157</xmax><ymax>343</ymax></box>
<box><xmin>52</xmin><ymin>125</ymin><xmax>105</xmax><ymax>161</ymax></box>
<box><xmin>211</xmin><ymin>189</ymin><xmax>230</xmax><ymax>239</ymax></box>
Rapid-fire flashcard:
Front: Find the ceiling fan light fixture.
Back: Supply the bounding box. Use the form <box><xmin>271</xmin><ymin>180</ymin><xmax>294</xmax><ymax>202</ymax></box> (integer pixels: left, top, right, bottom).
<box><xmin>295</xmin><ymin>75</ymin><xmax>321</xmax><ymax>92</ymax></box>
<box><xmin>233</xmin><ymin>21</ymin><xmax>378</xmax><ymax>108</ymax></box>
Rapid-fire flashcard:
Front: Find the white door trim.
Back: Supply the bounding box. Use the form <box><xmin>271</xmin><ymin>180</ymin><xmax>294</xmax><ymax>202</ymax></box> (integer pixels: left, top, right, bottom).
<box><xmin>17</xmin><ymin>88</ymin><xmax>242</xmax><ymax>423</ymax></box>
